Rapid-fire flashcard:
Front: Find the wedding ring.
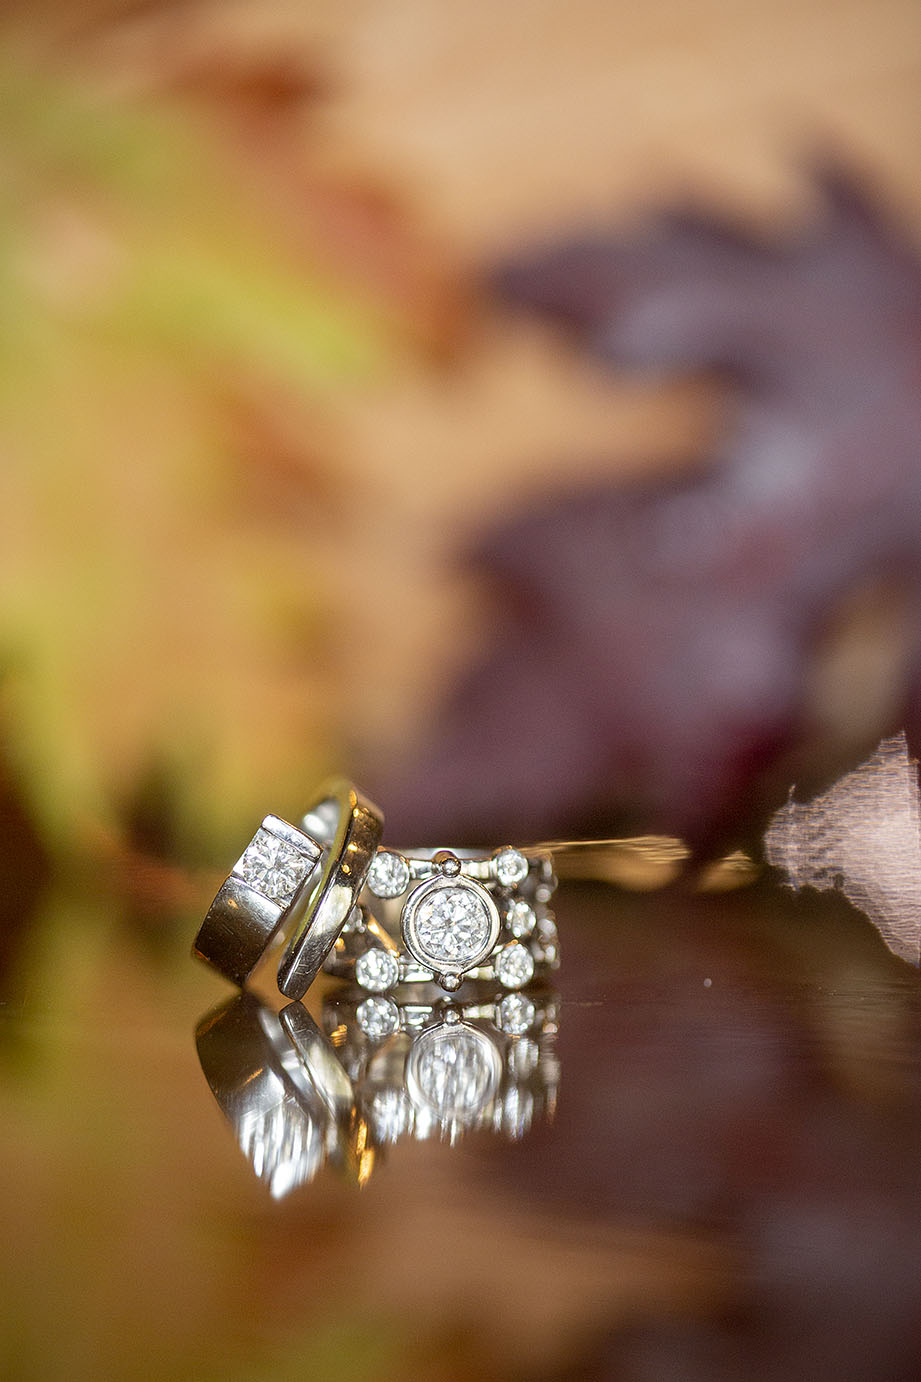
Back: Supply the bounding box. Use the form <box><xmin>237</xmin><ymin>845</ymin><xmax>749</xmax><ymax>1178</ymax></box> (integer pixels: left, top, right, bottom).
<box><xmin>192</xmin><ymin>778</ymin><xmax>383</xmax><ymax>990</ymax></box>
<box><xmin>192</xmin><ymin>813</ymin><xmax>323</xmax><ymax>987</ymax></box>
<box><xmin>276</xmin><ymin>779</ymin><xmax>383</xmax><ymax>1001</ymax></box>
<box><xmin>193</xmin><ymin>787</ymin><xmax>552</xmax><ymax>999</ymax></box>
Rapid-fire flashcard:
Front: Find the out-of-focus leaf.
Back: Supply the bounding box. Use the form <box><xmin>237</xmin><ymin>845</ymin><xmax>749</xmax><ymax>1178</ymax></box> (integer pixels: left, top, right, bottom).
<box><xmin>380</xmin><ymin>170</ymin><xmax>921</xmax><ymax>851</ymax></box>
<box><xmin>0</xmin><ymin>55</ymin><xmax>394</xmax><ymax>861</ymax></box>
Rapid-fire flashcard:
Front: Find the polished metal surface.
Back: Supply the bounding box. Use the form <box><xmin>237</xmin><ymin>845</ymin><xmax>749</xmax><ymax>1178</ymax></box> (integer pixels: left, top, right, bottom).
<box><xmin>196</xmin><ymin>991</ymin><xmax>350</xmax><ymax>1196</ymax></box>
<box><xmin>191</xmin><ymin>814</ymin><xmax>322</xmax><ymax>986</ymax></box>
<box><xmin>276</xmin><ymin>779</ymin><xmax>384</xmax><ymax>1000</ymax></box>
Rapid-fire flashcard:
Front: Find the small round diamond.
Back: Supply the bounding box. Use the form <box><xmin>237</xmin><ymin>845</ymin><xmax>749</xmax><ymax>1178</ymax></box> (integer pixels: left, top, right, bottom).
<box><xmin>367</xmin><ymin>851</ymin><xmax>411</xmax><ymax>899</ymax></box>
<box><xmin>356</xmin><ymin>996</ymin><xmax>400</xmax><ymax>1040</ymax></box>
<box><xmin>507</xmin><ymin>899</ymin><xmax>536</xmax><ymax>939</ymax></box>
<box><xmin>355</xmin><ymin>948</ymin><xmax>400</xmax><ymax>993</ymax></box>
<box><xmin>415</xmin><ymin>883</ymin><xmax>492</xmax><ymax>966</ymax></box>
<box><xmin>496</xmin><ymin>943</ymin><xmax>535</xmax><ymax>989</ymax></box>
<box><xmin>497</xmin><ymin>993</ymin><xmax>536</xmax><ymax>1035</ymax></box>
<box><xmin>494</xmin><ymin>847</ymin><xmax>529</xmax><ymax>888</ymax></box>
<box><xmin>536</xmin><ymin>914</ymin><xmax>560</xmax><ymax>964</ymax></box>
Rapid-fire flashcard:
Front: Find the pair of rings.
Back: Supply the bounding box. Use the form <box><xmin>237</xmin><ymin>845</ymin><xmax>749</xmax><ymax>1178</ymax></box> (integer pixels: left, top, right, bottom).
<box><xmin>192</xmin><ymin>777</ymin><xmax>558</xmax><ymax>998</ymax></box>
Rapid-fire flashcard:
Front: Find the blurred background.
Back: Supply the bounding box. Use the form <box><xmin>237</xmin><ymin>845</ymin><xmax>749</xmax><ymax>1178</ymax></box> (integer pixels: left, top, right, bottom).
<box><xmin>2</xmin><ymin>1</ymin><xmax>921</xmax><ymax>1378</ymax></box>
<box><xmin>4</xmin><ymin>0</ymin><xmax>921</xmax><ymax>892</ymax></box>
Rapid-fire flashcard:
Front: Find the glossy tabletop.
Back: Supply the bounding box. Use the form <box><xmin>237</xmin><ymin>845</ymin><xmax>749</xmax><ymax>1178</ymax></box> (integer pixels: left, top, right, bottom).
<box><xmin>3</xmin><ymin>850</ymin><xmax>921</xmax><ymax>1382</ymax></box>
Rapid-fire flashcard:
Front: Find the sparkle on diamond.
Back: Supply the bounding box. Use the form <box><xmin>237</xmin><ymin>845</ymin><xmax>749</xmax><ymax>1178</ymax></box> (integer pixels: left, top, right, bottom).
<box><xmin>237</xmin><ymin>829</ymin><xmax>311</xmax><ymax>903</ymax></box>
<box><xmin>497</xmin><ymin>992</ymin><xmax>536</xmax><ymax>1035</ymax></box>
<box><xmin>356</xmin><ymin>996</ymin><xmax>400</xmax><ymax>1040</ymax></box>
<box><xmin>369</xmin><ymin>1088</ymin><xmax>410</xmax><ymax>1143</ymax></box>
<box><xmin>507</xmin><ymin>899</ymin><xmax>537</xmax><ymax>939</ymax></box>
<box><xmin>500</xmin><ymin>1085</ymin><xmax>535</xmax><ymax>1138</ymax></box>
<box><xmin>495</xmin><ymin>847</ymin><xmax>529</xmax><ymax>888</ymax></box>
<box><xmin>238</xmin><ymin>1098</ymin><xmax>324</xmax><ymax>1198</ymax></box>
<box><xmin>415</xmin><ymin>883</ymin><xmax>492</xmax><ymax>966</ymax></box>
<box><xmin>507</xmin><ymin>1035</ymin><xmax>540</xmax><ymax>1077</ymax></box>
<box><xmin>367</xmin><ymin>850</ymin><xmax>411</xmax><ymax>899</ymax></box>
<box><xmin>355</xmin><ymin>948</ymin><xmax>400</xmax><ymax>992</ymax></box>
<box><xmin>496</xmin><ymin>942</ymin><xmax>535</xmax><ymax>989</ymax></box>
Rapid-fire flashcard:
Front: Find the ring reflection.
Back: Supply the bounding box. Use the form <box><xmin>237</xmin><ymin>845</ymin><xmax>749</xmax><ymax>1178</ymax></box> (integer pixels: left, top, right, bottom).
<box><xmin>196</xmin><ymin>983</ymin><xmax>560</xmax><ymax>1195</ymax></box>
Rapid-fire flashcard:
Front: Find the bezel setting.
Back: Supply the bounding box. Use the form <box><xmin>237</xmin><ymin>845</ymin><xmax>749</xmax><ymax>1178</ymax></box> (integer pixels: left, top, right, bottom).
<box><xmin>400</xmin><ymin>875</ymin><xmax>501</xmax><ymax>978</ymax></box>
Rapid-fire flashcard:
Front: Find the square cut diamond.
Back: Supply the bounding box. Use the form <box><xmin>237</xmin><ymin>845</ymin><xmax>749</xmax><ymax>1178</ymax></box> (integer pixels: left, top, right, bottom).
<box><xmin>235</xmin><ymin>828</ymin><xmax>313</xmax><ymax>904</ymax></box>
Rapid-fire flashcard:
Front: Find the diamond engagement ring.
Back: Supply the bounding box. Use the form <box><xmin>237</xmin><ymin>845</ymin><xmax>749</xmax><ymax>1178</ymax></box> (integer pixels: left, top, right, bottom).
<box><xmin>192</xmin><ymin>778</ymin><xmax>383</xmax><ymax>990</ymax></box>
<box><xmin>324</xmin><ymin>846</ymin><xmax>559</xmax><ymax>993</ymax></box>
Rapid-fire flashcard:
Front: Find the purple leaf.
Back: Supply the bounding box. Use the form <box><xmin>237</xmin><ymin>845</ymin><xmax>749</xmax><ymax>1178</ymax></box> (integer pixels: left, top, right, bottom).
<box><xmin>379</xmin><ymin>168</ymin><xmax>921</xmax><ymax>850</ymax></box>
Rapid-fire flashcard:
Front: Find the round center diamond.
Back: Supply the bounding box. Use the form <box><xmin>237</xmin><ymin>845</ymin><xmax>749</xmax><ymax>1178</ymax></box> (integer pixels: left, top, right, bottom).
<box><xmin>415</xmin><ymin>883</ymin><xmax>492</xmax><ymax>966</ymax></box>
<box><xmin>402</xmin><ymin>876</ymin><xmax>501</xmax><ymax>977</ymax></box>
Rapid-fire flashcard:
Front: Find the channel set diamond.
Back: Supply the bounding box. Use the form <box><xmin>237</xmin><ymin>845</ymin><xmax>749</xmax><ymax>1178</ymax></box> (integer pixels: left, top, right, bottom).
<box><xmin>236</xmin><ymin>829</ymin><xmax>312</xmax><ymax>904</ymax></box>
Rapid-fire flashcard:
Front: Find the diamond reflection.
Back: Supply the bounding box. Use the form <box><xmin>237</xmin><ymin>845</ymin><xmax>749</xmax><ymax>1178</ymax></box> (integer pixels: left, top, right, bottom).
<box><xmin>405</xmin><ymin>1020</ymin><xmax>502</xmax><ymax>1125</ymax></box>
<box><xmin>196</xmin><ymin>982</ymin><xmax>560</xmax><ymax>1194</ymax></box>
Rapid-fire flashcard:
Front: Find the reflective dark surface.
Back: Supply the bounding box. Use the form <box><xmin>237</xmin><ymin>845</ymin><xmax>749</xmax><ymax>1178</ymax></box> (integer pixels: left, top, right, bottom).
<box><xmin>3</xmin><ymin>852</ymin><xmax>921</xmax><ymax>1380</ymax></box>
<box><xmin>196</xmin><ymin>983</ymin><xmax>561</xmax><ymax>1193</ymax></box>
